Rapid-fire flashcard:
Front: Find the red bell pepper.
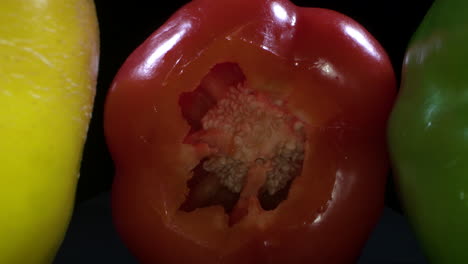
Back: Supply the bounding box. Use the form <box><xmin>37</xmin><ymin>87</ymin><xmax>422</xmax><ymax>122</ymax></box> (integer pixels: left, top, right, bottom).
<box><xmin>104</xmin><ymin>0</ymin><xmax>396</xmax><ymax>263</ymax></box>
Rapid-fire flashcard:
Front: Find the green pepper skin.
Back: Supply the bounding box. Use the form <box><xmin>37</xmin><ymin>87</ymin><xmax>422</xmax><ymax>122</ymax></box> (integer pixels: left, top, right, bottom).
<box><xmin>388</xmin><ymin>0</ymin><xmax>468</xmax><ymax>262</ymax></box>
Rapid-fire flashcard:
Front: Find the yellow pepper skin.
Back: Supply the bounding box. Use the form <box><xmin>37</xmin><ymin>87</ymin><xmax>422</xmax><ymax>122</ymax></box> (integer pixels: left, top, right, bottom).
<box><xmin>0</xmin><ymin>0</ymin><xmax>99</xmax><ymax>263</ymax></box>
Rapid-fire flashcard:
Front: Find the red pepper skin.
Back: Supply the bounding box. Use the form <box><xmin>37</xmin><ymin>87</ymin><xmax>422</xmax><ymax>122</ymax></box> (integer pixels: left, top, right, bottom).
<box><xmin>104</xmin><ymin>0</ymin><xmax>396</xmax><ymax>263</ymax></box>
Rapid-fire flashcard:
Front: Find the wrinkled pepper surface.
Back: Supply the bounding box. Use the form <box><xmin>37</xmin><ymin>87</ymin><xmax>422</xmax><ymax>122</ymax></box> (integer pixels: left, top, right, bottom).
<box><xmin>0</xmin><ymin>0</ymin><xmax>99</xmax><ymax>263</ymax></box>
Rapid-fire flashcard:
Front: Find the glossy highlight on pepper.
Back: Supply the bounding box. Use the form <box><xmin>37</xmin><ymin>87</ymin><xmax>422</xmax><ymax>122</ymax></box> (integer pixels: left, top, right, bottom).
<box><xmin>104</xmin><ymin>0</ymin><xmax>396</xmax><ymax>263</ymax></box>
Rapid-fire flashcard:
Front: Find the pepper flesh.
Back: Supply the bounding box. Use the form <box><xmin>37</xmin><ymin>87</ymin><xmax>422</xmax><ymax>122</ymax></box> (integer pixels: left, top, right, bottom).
<box><xmin>179</xmin><ymin>63</ymin><xmax>306</xmax><ymax>218</ymax></box>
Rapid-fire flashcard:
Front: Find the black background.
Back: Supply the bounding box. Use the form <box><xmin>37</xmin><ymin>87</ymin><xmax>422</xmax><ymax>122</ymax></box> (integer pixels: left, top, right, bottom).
<box><xmin>77</xmin><ymin>0</ymin><xmax>434</xmax><ymax>212</ymax></box>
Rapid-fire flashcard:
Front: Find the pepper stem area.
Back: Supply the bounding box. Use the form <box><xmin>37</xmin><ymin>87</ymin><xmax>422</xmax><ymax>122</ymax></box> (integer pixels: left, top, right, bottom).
<box><xmin>178</xmin><ymin>63</ymin><xmax>306</xmax><ymax>225</ymax></box>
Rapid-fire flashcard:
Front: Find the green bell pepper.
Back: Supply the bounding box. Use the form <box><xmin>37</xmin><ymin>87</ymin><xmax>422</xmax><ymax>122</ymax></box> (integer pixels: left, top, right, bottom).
<box><xmin>388</xmin><ymin>0</ymin><xmax>468</xmax><ymax>262</ymax></box>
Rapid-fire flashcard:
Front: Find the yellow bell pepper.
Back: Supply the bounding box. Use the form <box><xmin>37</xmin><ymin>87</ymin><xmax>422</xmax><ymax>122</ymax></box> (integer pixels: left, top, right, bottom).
<box><xmin>0</xmin><ymin>0</ymin><xmax>99</xmax><ymax>263</ymax></box>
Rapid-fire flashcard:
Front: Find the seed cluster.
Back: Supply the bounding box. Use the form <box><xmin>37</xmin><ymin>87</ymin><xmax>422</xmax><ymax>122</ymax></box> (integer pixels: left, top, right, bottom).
<box><xmin>199</xmin><ymin>84</ymin><xmax>306</xmax><ymax>195</ymax></box>
<box><xmin>264</xmin><ymin>141</ymin><xmax>304</xmax><ymax>195</ymax></box>
<box><xmin>202</xmin><ymin>156</ymin><xmax>248</xmax><ymax>193</ymax></box>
